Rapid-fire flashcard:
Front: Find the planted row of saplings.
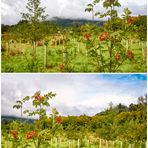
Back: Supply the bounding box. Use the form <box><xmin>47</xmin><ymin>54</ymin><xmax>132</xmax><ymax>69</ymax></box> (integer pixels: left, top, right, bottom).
<box><xmin>2</xmin><ymin>137</ymin><xmax>146</xmax><ymax>148</ymax></box>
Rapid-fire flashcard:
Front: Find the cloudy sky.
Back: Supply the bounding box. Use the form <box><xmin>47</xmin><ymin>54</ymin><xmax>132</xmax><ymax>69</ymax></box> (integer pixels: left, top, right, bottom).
<box><xmin>1</xmin><ymin>0</ymin><xmax>147</xmax><ymax>25</ymax></box>
<box><xmin>1</xmin><ymin>74</ymin><xmax>147</xmax><ymax>118</ymax></box>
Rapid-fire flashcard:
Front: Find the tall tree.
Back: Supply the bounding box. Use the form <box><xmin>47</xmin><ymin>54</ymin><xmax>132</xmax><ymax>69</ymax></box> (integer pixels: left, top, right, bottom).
<box><xmin>21</xmin><ymin>0</ymin><xmax>48</xmax><ymax>60</ymax></box>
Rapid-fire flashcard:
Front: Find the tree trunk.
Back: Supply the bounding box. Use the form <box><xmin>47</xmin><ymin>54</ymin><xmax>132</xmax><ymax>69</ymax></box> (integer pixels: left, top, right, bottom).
<box><xmin>92</xmin><ymin>10</ymin><xmax>94</xmax><ymax>20</ymax></box>
<box><xmin>21</xmin><ymin>106</ymin><xmax>23</xmax><ymax>122</ymax></box>
<box><xmin>33</xmin><ymin>41</ymin><xmax>36</xmax><ymax>60</ymax></box>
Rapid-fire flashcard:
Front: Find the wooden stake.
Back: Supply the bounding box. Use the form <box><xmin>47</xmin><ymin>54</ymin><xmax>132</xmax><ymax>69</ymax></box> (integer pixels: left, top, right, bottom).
<box><xmin>68</xmin><ymin>140</ymin><xmax>71</xmax><ymax>148</ymax></box>
<box><xmin>112</xmin><ymin>141</ymin><xmax>114</xmax><ymax>147</ymax></box>
<box><xmin>51</xmin><ymin>138</ymin><xmax>52</xmax><ymax>146</ymax></box>
<box><xmin>99</xmin><ymin>139</ymin><xmax>101</xmax><ymax>148</ymax></box>
<box><xmin>120</xmin><ymin>141</ymin><xmax>123</xmax><ymax>148</ymax></box>
<box><xmin>55</xmin><ymin>137</ymin><xmax>58</xmax><ymax>147</ymax></box>
<box><xmin>44</xmin><ymin>45</ymin><xmax>48</xmax><ymax>68</ymax></box>
<box><xmin>77</xmin><ymin>139</ymin><xmax>80</xmax><ymax>148</ymax></box>
<box><xmin>73</xmin><ymin>139</ymin><xmax>75</xmax><ymax>147</ymax></box>
<box><xmin>106</xmin><ymin>140</ymin><xmax>108</xmax><ymax>148</ymax></box>
<box><xmin>7</xmin><ymin>41</ymin><xmax>10</xmax><ymax>54</ymax></box>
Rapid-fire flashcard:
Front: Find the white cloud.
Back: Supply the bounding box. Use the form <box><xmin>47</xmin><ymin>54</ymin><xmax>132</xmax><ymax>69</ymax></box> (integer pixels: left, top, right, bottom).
<box><xmin>1</xmin><ymin>0</ymin><xmax>147</xmax><ymax>24</ymax></box>
<box><xmin>1</xmin><ymin>74</ymin><xmax>146</xmax><ymax>117</ymax></box>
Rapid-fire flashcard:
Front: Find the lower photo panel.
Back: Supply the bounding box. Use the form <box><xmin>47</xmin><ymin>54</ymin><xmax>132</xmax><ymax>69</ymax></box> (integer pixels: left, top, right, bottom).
<box><xmin>1</xmin><ymin>74</ymin><xmax>147</xmax><ymax>148</ymax></box>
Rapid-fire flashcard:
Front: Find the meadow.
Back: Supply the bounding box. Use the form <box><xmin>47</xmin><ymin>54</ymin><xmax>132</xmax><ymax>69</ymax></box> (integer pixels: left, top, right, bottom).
<box><xmin>1</xmin><ymin>0</ymin><xmax>147</xmax><ymax>73</ymax></box>
<box><xmin>1</xmin><ymin>30</ymin><xmax>147</xmax><ymax>73</ymax></box>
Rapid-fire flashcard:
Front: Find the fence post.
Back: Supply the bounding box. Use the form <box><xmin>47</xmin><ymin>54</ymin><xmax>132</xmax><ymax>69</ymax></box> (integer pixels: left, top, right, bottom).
<box><xmin>51</xmin><ymin>138</ymin><xmax>52</xmax><ymax>146</ymax></box>
<box><xmin>67</xmin><ymin>139</ymin><xmax>69</xmax><ymax>147</ymax></box>
<box><xmin>120</xmin><ymin>141</ymin><xmax>123</xmax><ymax>148</ymax></box>
<box><xmin>88</xmin><ymin>139</ymin><xmax>90</xmax><ymax>146</ymax></box>
<box><xmin>106</xmin><ymin>140</ymin><xmax>108</xmax><ymax>148</ymax></box>
<box><xmin>128</xmin><ymin>144</ymin><xmax>131</xmax><ymax>148</ymax></box>
<box><xmin>73</xmin><ymin>139</ymin><xmax>75</xmax><ymax>147</ymax></box>
<box><xmin>55</xmin><ymin>137</ymin><xmax>58</xmax><ymax>147</ymax></box>
<box><xmin>44</xmin><ymin>45</ymin><xmax>48</xmax><ymax>68</ymax></box>
<box><xmin>59</xmin><ymin>138</ymin><xmax>61</xmax><ymax>146</ymax></box>
<box><xmin>99</xmin><ymin>139</ymin><xmax>101</xmax><ymax>148</ymax></box>
<box><xmin>77</xmin><ymin>139</ymin><xmax>80</xmax><ymax>148</ymax></box>
<box><xmin>112</xmin><ymin>141</ymin><xmax>115</xmax><ymax>147</ymax></box>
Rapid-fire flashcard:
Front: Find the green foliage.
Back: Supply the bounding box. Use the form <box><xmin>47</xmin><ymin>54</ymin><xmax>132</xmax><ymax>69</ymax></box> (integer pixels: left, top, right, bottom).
<box><xmin>1</xmin><ymin>0</ymin><xmax>147</xmax><ymax>72</ymax></box>
<box><xmin>2</xmin><ymin>94</ymin><xmax>147</xmax><ymax>147</ymax></box>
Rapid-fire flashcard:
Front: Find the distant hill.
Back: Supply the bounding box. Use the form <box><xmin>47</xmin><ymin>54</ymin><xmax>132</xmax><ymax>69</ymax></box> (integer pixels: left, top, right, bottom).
<box><xmin>1</xmin><ymin>115</ymin><xmax>35</xmax><ymax>124</ymax></box>
<box><xmin>48</xmin><ymin>17</ymin><xmax>105</xmax><ymax>27</ymax></box>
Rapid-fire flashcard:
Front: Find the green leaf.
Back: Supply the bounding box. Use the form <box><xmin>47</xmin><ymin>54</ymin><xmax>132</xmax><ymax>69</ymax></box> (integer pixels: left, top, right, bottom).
<box><xmin>16</xmin><ymin>100</ymin><xmax>23</xmax><ymax>105</ymax></box>
<box><xmin>22</xmin><ymin>96</ymin><xmax>30</xmax><ymax>103</ymax></box>
<box><xmin>23</xmin><ymin>109</ymin><xmax>29</xmax><ymax>114</ymax></box>
<box><xmin>88</xmin><ymin>4</ymin><xmax>93</xmax><ymax>7</ymax></box>
<box><xmin>93</xmin><ymin>0</ymin><xmax>100</xmax><ymax>5</ymax></box>
<box><xmin>85</xmin><ymin>8</ymin><xmax>92</xmax><ymax>12</ymax></box>
<box><xmin>13</xmin><ymin>105</ymin><xmax>21</xmax><ymax>109</ymax></box>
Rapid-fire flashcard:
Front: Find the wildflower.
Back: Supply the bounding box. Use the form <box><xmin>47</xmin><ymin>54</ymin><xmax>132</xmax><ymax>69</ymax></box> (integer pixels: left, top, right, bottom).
<box><xmin>11</xmin><ymin>131</ymin><xmax>18</xmax><ymax>139</ymax></box>
<box><xmin>59</xmin><ymin>64</ymin><xmax>65</xmax><ymax>72</ymax></box>
<box><xmin>127</xmin><ymin>50</ymin><xmax>134</xmax><ymax>59</ymax></box>
<box><xmin>27</xmin><ymin>131</ymin><xmax>37</xmax><ymax>139</ymax></box>
<box><xmin>99</xmin><ymin>32</ymin><xmax>109</xmax><ymax>41</ymax></box>
<box><xmin>83</xmin><ymin>32</ymin><xmax>90</xmax><ymax>41</ymax></box>
<box><xmin>54</xmin><ymin>117</ymin><xmax>62</xmax><ymax>124</ymax></box>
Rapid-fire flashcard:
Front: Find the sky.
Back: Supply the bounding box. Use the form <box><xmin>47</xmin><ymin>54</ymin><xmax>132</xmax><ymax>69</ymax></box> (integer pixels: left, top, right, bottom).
<box><xmin>1</xmin><ymin>74</ymin><xmax>147</xmax><ymax>118</ymax></box>
<box><xmin>1</xmin><ymin>0</ymin><xmax>147</xmax><ymax>25</ymax></box>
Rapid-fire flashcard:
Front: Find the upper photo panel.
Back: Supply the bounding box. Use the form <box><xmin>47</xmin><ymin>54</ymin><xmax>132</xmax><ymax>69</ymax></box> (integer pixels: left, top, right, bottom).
<box><xmin>1</xmin><ymin>0</ymin><xmax>147</xmax><ymax>73</ymax></box>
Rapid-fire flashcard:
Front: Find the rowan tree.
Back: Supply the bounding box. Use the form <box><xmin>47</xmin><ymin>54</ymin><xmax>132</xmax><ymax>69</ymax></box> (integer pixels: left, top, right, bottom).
<box><xmin>21</xmin><ymin>0</ymin><xmax>48</xmax><ymax>60</ymax></box>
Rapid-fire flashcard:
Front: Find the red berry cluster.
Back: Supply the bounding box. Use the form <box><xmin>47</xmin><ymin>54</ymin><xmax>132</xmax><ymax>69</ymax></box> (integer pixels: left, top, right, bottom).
<box><xmin>83</xmin><ymin>32</ymin><xmax>90</xmax><ymax>41</ymax></box>
<box><xmin>59</xmin><ymin>64</ymin><xmax>65</xmax><ymax>72</ymax></box>
<box><xmin>54</xmin><ymin>117</ymin><xmax>62</xmax><ymax>124</ymax></box>
<box><xmin>35</xmin><ymin>95</ymin><xmax>44</xmax><ymax>101</ymax></box>
<box><xmin>11</xmin><ymin>131</ymin><xmax>18</xmax><ymax>139</ymax></box>
<box><xmin>115</xmin><ymin>53</ymin><xmax>121</xmax><ymax>61</ymax></box>
<box><xmin>27</xmin><ymin>131</ymin><xmax>37</xmax><ymax>139</ymax></box>
<box><xmin>127</xmin><ymin>16</ymin><xmax>135</xmax><ymax>25</ymax></box>
<box><xmin>99</xmin><ymin>32</ymin><xmax>109</xmax><ymax>41</ymax></box>
<box><xmin>127</xmin><ymin>50</ymin><xmax>134</xmax><ymax>59</ymax></box>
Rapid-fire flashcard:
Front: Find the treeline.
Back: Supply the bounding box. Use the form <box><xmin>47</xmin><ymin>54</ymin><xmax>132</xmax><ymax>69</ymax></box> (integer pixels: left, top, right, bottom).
<box><xmin>2</xmin><ymin>15</ymin><xmax>147</xmax><ymax>37</ymax></box>
<box><xmin>1</xmin><ymin>18</ymin><xmax>104</xmax><ymax>34</ymax></box>
<box><xmin>39</xmin><ymin>95</ymin><xmax>147</xmax><ymax>142</ymax></box>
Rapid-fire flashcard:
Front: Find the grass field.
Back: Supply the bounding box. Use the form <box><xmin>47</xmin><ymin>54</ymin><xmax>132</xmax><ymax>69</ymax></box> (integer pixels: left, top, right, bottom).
<box><xmin>1</xmin><ymin>40</ymin><xmax>147</xmax><ymax>73</ymax></box>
